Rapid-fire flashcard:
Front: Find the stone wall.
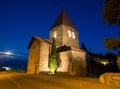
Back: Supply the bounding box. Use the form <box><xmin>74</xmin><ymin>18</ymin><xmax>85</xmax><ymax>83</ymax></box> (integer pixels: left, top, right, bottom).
<box><xmin>69</xmin><ymin>50</ymin><xmax>87</xmax><ymax>76</ymax></box>
<box><xmin>62</xmin><ymin>25</ymin><xmax>79</xmax><ymax>48</ymax></box>
<box><xmin>99</xmin><ymin>73</ymin><xmax>120</xmax><ymax>85</ymax></box>
<box><xmin>39</xmin><ymin>42</ymin><xmax>50</xmax><ymax>72</ymax></box>
<box><xmin>50</xmin><ymin>25</ymin><xmax>63</xmax><ymax>45</ymax></box>
<box><xmin>50</xmin><ymin>25</ymin><xmax>79</xmax><ymax>48</ymax></box>
<box><xmin>57</xmin><ymin>51</ymin><xmax>71</xmax><ymax>72</ymax></box>
<box><xmin>57</xmin><ymin>50</ymin><xmax>87</xmax><ymax>76</ymax></box>
<box><xmin>27</xmin><ymin>39</ymin><xmax>40</xmax><ymax>74</ymax></box>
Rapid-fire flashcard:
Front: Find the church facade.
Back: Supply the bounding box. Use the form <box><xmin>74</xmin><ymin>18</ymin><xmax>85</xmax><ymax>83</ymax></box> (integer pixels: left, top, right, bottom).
<box><xmin>27</xmin><ymin>10</ymin><xmax>87</xmax><ymax>76</ymax></box>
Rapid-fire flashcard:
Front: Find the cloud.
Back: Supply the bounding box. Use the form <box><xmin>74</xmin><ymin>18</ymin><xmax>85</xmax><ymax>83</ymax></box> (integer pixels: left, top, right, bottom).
<box><xmin>0</xmin><ymin>51</ymin><xmax>27</xmax><ymax>59</ymax></box>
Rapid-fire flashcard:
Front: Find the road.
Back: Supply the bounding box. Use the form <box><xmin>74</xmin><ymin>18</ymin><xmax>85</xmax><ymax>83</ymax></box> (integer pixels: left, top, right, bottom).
<box><xmin>0</xmin><ymin>72</ymin><xmax>120</xmax><ymax>89</ymax></box>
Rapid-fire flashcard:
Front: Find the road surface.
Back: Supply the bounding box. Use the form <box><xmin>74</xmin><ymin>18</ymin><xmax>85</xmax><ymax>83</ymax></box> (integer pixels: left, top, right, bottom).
<box><xmin>0</xmin><ymin>72</ymin><xmax>120</xmax><ymax>89</ymax></box>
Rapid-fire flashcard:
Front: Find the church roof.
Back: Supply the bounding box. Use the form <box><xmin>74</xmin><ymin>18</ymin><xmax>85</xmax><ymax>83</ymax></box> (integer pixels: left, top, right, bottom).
<box><xmin>28</xmin><ymin>36</ymin><xmax>61</xmax><ymax>48</ymax></box>
<box><xmin>50</xmin><ymin>10</ymin><xmax>77</xmax><ymax>31</ymax></box>
<box><xmin>28</xmin><ymin>36</ymin><xmax>51</xmax><ymax>48</ymax></box>
<box><xmin>57</xmin><ymin>45</ymin><xmax>86</xmax><ymax>53</ymax></box>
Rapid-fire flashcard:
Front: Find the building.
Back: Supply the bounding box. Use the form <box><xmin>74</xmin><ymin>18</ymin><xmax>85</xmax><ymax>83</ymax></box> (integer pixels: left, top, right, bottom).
<box><xmin>27</xmin><ymin>10</ymin><xmax>87</xmax><ymax>76</ymax></box>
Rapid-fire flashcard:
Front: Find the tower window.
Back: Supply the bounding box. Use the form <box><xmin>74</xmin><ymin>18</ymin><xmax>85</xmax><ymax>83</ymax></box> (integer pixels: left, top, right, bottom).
<box><xmin>68</xmin><ymin>30</ymin><xmax>72</xmax><ymax>38</ymax></box>
<box><xmin>72</xmin><ymin>32</ymin><xmax>75</xmax><ymax>39</ymax></box>
<box><xmin>68</xmin><ymin>30</ymin><xmax>75</xmax><ymax>39</ymax></box>
<box><xmin>53</xmin><ymin>31</ymin><xmax>57</xmax><ymax>38</ymax></box>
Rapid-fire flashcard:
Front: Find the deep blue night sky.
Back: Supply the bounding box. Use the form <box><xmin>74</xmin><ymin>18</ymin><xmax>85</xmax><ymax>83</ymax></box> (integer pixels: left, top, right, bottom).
<box><xmin>0</xmin><ymin>0</ymin><xmax>120</xmax><ymax>59</ymax></box>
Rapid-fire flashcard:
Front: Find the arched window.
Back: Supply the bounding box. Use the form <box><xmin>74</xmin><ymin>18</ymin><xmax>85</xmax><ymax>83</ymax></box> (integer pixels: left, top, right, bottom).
<box><xmin>72</xmin><ymin>32</ymin><xmax>75</xmax><ymax>39</ymax></box>
<box><xmin>53</xmin><ymin>31</ymin><xmax>57</xmax><ymax>38</ymax></box>
<box><xmin>68</xmin><ymin>30</ymin><xmax>72</xmax><ymax>38</ymax></box>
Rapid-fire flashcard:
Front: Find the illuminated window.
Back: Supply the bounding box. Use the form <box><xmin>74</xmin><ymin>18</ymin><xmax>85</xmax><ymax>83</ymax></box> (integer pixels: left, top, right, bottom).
<box><xmin>72</xmin><ymin>32</ymin><xmax>75</xmax><ymax>39</ymax></box>
<box><xmin>68</xmin><ymin>30</ymin><xmax>71</xmax><ymax>38</ymax></box>
<box><xmin>53</xmin><ymin>31</ymin><xmax>57</xmax><ymax>38</ymax></box>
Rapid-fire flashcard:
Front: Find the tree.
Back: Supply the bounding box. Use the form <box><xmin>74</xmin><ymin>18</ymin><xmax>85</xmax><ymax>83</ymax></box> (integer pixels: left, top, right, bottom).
<box><xmin>81</xmin><ymin>42</ymin><xmax>87</xmax><ymax>51</ymax></box>
<box><xmin>104</xmin><ymin>37</ymin><xmax>120</xmax><ymax>70</ymax></box>
<box><xmin>49</xmin><ymin>37</ymin><xmax>58</xmax><ymax>74</ymax></box>
<box><xmin>104</xmin><ymin>37</ymin><xmax>120</xmax><ymax>50</ymax></box>
<box><xmin>102</xmin><ymin>0</ymin><xmax>120</xmax><ymax>69</ymax></box>
<box><xmin>102</xmin><ymin>0</ymin><xmax>120</xmax><ymax>26</ymax></box>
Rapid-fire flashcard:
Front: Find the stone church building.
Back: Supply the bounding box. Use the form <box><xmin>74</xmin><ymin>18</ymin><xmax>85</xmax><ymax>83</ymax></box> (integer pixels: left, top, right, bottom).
<box><xmin>27</xmin><ymin>10</ymin><xmax>87</xmax><ymax>76</ymax></box>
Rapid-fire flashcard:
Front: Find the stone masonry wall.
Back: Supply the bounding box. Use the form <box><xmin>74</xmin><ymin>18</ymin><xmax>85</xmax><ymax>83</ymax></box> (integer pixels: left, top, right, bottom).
<box><xmin>50</xmin><ymin>25</ymin><xmax>63</xmax><ymax>45</ymax></box>
<box><xmin>27</xmin><ymin>39</ymin><xmax>40</xmax><ymax>74</ymax></box>
<box><xmin>69</xmin><ymin>50</ymin><xmax>87</xmax><ymax>76</ymax></box>
<box><xmin>99</xmin><ymin>73</ymin><xmax>120</xmax><ymax>85</ymax></box>
<box><xmin>39</xmin><ymin>42</ymin><xmax>50</xmax><ymax>72</ymax></box>
<box><xmin>57</xmin><ymin>51</ymin><xmax>71</xmax><ymax>72</ymax></box>
<box><xmin>63</xmin><ymin>25</ymin><xmax>79</xmax><ymax>48</ymax></box>
<box><xmin>50</xmin><ymin>25</ymin><xmax>79</xmax><ymax>48</ymax></box>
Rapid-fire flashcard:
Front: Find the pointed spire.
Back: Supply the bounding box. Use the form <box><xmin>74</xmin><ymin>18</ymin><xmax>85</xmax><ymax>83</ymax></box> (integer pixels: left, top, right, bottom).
<box><xmin>51</xmin><ymin>9</ymin><xmax>77</xmax><ymax>31</ymax></box>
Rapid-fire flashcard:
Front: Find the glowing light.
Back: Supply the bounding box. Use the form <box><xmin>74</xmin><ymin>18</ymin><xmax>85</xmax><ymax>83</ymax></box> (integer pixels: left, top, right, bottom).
<box><xmin>100</xmin><ymin>60</ymin><xmax>109</xmax><ymax>66</ymax></box>
<box><xmin>68</xmin><ymin>30</ymin><xmax>75</xmax><ymax>39</ymax></box>
<box><xmin>53</xmin><ymin>31</ymin><xmax>57</xmax><ymax>38</ymax></box>
<box><xmin>72</xmin><ymin>32</ymin><xmax>75</xmax><ymax>39</ymax></box>
<box><xmin>1</xmin><ymin>67</ymin><xmax>12</xmax><ymax>70</ymax></box>
<box><xmin>4</xmin><ymin>51</ymin><xmax>13</xmax><ymax>55</ymax></box>
<box><xmin>68</xmin><ymin>30</ymin><xmax>72</xmax><ymax>37</ymax></box>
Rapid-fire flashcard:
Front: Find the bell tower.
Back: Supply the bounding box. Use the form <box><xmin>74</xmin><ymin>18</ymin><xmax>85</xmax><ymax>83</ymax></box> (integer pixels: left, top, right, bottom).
<box><xmin>50</xmin><ymin>10</ymin><xmax>79</xmax><ymax>48</ymax></box>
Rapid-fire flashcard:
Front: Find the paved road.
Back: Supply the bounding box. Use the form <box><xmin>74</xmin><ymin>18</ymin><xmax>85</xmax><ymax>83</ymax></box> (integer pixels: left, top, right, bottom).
<box><xmin>0</xmin><ymin>72</ymin><xmax>120</xmax><ymax>89</ymax></box>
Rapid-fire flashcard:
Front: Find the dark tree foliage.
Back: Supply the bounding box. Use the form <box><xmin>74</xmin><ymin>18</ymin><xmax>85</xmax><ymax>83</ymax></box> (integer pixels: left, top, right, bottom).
<box><xmin>104</xmin><ymin>37</ymin><xmax>120</xmax><ymax>50</ymax></box>
<box><xmin>102</xmin><ymin>0</ymin><xmax>120</xmax><ymax>26</ymax></box>
<box><xmin>105</xmin><ymin>52</ymin><xmax>116</xmax><ymax>60</ymax></box>
<box><xmin>105</xmin><ymin>52</ymin><xmax>117</xmax><ymax>65</ymax></box>
<box><xmin>81</xmin><ymin>42</ymin><xmax>87</xmax><ymax>51</ymax></box>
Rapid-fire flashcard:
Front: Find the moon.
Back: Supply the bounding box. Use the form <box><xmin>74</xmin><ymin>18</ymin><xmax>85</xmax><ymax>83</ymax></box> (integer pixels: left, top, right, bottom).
<box><xmin>4</xmin><ymin>51</ymin><xmax>13</xmax><ymax>55</ymax></box>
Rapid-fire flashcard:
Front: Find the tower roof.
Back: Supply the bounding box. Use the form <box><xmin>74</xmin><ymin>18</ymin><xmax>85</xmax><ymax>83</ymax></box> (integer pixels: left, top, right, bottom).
<box><xmin>51</xmin><ymin>10</ymin><xmax>77</xmax><ymax>31</ymax></box>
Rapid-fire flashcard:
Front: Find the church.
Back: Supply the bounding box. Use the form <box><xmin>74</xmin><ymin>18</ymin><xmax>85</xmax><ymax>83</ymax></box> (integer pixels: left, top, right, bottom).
<box><xmin>27</xmin><ymin>10</ymin><xmax>87</xmax><ymax>76</ymax></box>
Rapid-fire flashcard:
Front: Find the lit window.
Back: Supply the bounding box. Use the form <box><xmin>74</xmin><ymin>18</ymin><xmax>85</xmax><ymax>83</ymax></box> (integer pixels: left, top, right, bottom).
<box><xmin>68</xmin><ymin>30</ymin><xmax>71</xmax><ymax>38</ymax></box>
<box><xmin>53</xmin><ymin>31</ymin><xmax>57</xmax><ymax>38</ymax></box>
<box><xmin>72</xmin><ymin>32</ymin><xmax>75</xmax><ymax>39</ymax></box>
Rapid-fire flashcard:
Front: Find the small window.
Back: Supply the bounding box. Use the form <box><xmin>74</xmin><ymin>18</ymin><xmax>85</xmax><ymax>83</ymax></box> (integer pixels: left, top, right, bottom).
<box><xmin>68</xmin><ymin>30</ymin><xmax>71</xmax><ymax>38</ymax></box>
<box><xmin>53</xmin><ymin>31</ymin><xmax>57</xmax><ymax>38</ymax></box>
<box><xmin>72</xmin><ymin>32</ymin><xmax>75</xmax><ymax>39</ymax></box>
